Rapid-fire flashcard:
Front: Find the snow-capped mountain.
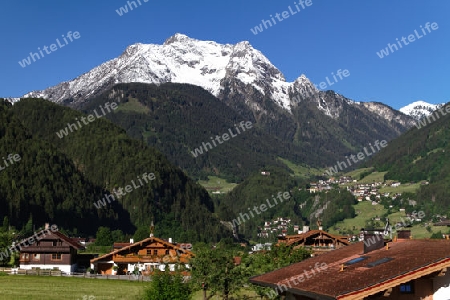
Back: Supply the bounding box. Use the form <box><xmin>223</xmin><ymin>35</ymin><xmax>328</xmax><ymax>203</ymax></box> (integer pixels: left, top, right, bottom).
<box><xmin>400</xmin><ymin>101</ymin><xmax>444</xmax><ymax>120</ymax></box>
<box><xmin>23</xmin><ymin>33</ymin><xmax>415</xmax><ymax>132</ymax></box>
<box><xmin>24</xmin><ymin>33</ymin><xmax>316</xmax><ymax>111</ymax></box>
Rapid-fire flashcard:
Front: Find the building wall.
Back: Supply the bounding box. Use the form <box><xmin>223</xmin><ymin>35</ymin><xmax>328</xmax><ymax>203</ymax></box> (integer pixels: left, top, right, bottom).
<box><xmin>369</xmin><ymin>278</ymin><xmax>433</xmax><ymax>300</ymax></box>
<box><xmin>97</xmin><ymin>263</ymin><xmax>113</xmax><ymax>275</ymax></box>
<box><xmin>20</xmin><ymin>252</ymin><xmax>73</xmax><ymax>266</ymax></box>
<box><xmin>19</xmin><ymin>263</ymin><xmax>74</xmax><ymax>273</ymax></box>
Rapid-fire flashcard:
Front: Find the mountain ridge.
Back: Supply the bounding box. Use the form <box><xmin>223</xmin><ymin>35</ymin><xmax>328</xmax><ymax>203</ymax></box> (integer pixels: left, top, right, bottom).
<box><xmin>22</xmin><ymin>33</ymin><xmax>413</xmax><ymax>129</ymax></box>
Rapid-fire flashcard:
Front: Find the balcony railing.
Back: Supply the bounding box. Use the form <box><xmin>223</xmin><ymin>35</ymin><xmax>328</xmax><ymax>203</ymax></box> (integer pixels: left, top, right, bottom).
<box><xmin>113</xmin><ymin>255</ymin><xmax>184</xmax><ymax>263</ymax></box>
<box><xmin>21</xmin><ymin>246</ymin><xmax>71</xmax><ymax>252</ymax></box>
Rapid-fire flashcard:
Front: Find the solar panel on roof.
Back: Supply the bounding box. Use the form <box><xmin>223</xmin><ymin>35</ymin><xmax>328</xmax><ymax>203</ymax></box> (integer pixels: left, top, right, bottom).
<box><xmin>345</xmin><ymin>256</ymin><xmax>368</xmax><ymax>265</ymax></box>
<box><xmin>366</xmin><ymin>257</ymin><xmax>393</xmax><ymax>267</ymax></box>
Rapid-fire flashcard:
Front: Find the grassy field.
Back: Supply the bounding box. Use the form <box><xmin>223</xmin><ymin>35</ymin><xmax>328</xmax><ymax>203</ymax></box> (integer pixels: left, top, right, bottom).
<box><xmin>0</xmin><ymin>275</ymin><xmax>258</xmax><ymax>300</ymax></box>
<box><xmin>0</xmin><ymin>276</ymin><xmax>144</xmax><ymax>300</ymax></box>
<box><xmin>343</xmin><ymin>167</ymin><xmax>373</xmax><ymax>180</ymax></box>
<box><xmin>327</xmin><ymin>201</ymin><xmax>443</xmax><ymax>238</ymax></box>
<box><xmin>378</xmin><ymin>182</ymin><xmax>422</xmax><ymax>194</ymax></box>
<box><xmin>115</xmin><ymin>97</ymin><xmax>150</xmax><ymax>114</ymax></box>
<box><xmin>277</xmin><ymin>158</ymin><xmax>323</xmax><ymax>178</ymax></box>
<box><xmin>197</xmin><ymin>176</ymin><xmax>238</xmax><ymax>193</ymax></box>
<box><xmin>328</xmin><ymin>201</ymin><xmax>387</xmax><ymax>234</ymax></box>
<box><xmin>357</xmin><ymin>171</ymin><xmax>387</xmax><ymax>183</ymax></box>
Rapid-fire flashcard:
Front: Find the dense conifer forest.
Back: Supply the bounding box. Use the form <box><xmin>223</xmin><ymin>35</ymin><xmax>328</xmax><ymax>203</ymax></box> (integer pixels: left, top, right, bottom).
<box><xmin>0</xmin><ymin>98</ymin><xmax>229</xmax><ymax>242</ymax></box>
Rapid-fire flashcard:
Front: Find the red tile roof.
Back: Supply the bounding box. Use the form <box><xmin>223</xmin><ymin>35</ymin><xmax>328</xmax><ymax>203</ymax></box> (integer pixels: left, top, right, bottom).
<box><xmin>250</xmin><ymin>239</ymin><xmax>450</xmax><ymax>299</ymax></box>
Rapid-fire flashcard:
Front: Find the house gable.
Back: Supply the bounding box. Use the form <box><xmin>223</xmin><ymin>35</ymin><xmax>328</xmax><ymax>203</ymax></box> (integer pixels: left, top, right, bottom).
<box><xmin>91</xmin><ymin>236</ymin><xmax>193</xmax><ymax>264</ymax></box>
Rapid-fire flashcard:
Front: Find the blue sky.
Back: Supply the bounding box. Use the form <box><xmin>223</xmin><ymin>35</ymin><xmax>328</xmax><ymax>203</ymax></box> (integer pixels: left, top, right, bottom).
<box><xmin>1</xmin><ymin>0</ymin><xmax>448</xmax><ymax>109</ymax></box>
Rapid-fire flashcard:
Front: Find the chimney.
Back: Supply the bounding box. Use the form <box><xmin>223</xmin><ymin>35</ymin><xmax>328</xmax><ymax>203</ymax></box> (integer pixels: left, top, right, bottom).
<box><xmin>363</xmin><ymin>233</ymin><xmax>385</xmax><ymax>254</ymax></box>
<box><xmin>397</xmin><ymin>230</ymin><xmax>411</xmax><ymax>240</ymax></box>
<box><xmin>130</xmin><ymin>238</ymin><xmax>134</xmax><ymax>244</ymax></box>
<box><xmin>303</xmin><ymin>226</ymin><xmax>310</xmax><ymax>233</ymax></box>
<box><xmin>45</xmin><ymin>223</ymin><xmax>49</xmax><ymax>230</ymax></box>
<box><xmin>168</xmin><ymin>238</ymin><xmax>173</xmax><ymax>243</ymax></box>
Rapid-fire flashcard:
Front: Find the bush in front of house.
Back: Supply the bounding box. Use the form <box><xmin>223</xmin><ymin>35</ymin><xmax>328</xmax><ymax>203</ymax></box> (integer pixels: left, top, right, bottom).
<box><xmin>142</xmin><ymin>265</ymin><xmax>191</xmax><ymax>300</ymax></box>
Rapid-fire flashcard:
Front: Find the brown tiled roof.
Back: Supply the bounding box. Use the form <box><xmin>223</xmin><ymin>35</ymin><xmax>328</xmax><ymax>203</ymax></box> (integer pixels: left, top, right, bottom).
<box><xmin>18</xmin><ymin>229</ymin><xmax>84</xmax><ymax>250</ymax></box>
<box><xmin>52</xmin><ymin>231</ymin><xmax>85</xmax><ymax>250</ymax></box>
<box><xmin>281</xmin><ymin>230</ymin><xmax>350</xmax><ymax>247</ymax></box>
<box><xmin>250</xmin><ymin>239</ymin><xmax>450</xmax><ymax>299</ymax></box>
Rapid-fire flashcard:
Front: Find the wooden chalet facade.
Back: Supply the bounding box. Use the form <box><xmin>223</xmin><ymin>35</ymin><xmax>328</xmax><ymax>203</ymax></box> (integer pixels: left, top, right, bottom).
<box><xmin>278</xmin><ymin>229</ymin><xmax>350</xmax><ymax>255</ymax></box>
<box><xmin>19</xmin><ymin>226</ymin><xmax>84</xmax><ymax>273</ymax></box>
<box><xmin>90</xmin><ymin>236</ymin><xmax>194</xmax><ymax>275</ymax></box>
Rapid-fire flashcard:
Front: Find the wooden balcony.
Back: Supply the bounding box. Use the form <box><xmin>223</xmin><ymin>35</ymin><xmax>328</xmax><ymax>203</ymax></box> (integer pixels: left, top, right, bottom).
<box><xmin>22</xmin><ymin>246</ymin><xmax>71</xmax><ymax>252</ymax></box>
<box><xmin>113</xmin><ymin>254</ymin><xmax>186</xmax><ymax>263</ymax></box>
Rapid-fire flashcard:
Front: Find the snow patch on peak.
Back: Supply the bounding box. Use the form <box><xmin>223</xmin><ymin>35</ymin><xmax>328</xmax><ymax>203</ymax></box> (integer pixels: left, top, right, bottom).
<box><xmin>4</xmin><ymin>98</ymin><xmax>20</xmax><ymax>105</ymax></box>
<box><xmin>400</xmin><ymin>100</ymin><xmax>445</xmax><ymax>120</ymax></box>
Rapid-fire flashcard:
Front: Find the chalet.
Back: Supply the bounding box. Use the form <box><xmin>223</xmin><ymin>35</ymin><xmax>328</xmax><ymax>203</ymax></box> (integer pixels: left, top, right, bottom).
<box><xmin>19</xmin><ymin>224</ymin><xmax>84</xmax><ymax>273</ymax></box>
<box><xmin>251</xmin><ymin>234</ymin><xmax>450</xmax><ymax>299</ymax></box>
<box><xmin>278</xmin><ymin>229</ymin><xmax>350</xmax><ymax>256</ymax></box>
<box><xmin>90</xmin><ymin>236</ymin><xmax>194</xmax><ymax>275</ymax></box>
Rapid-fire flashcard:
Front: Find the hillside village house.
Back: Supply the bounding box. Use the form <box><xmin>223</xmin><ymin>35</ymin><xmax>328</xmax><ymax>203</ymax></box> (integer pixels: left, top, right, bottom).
<box><xmin>90</xmin><ymin>235</ymin><xmax>194</xmax><ymax>275</ymax></box>
<box><xmin>19</xmin><ymin>224</ymin><xmax>85</xmax><ymax>273</ymax></box>
<box><xmin>251</xmin><ymin>233</ymin><xmax>450</xmax><ymax>300</ymax></box>
<box><xmin>278</xmin><ymin>227</ymin><xmax>350</xmax><ymax>256</ymax></box>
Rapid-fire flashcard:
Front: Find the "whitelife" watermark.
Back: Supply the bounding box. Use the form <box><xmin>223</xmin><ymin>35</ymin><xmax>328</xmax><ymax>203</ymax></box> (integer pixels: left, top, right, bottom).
<box><xmin>415</xmin><ymin>103</ymin><xmax>450</xmax><ymax>129</ymax></box>
<box><xmin>0</xmin><ymin>224</ymin><xmax>59</xmax><ymax>262</ymax></box>
<box><xmin>250</xmin><ymin>0</ymin><xmax>313</xmax><ymax>35</ymax></box>
<box><xmin>231</xmin><ymin>191</ymin><xmax>291</xmax><ymax>228</ymax></box>
<box><xmin>376</xmin><ymin>22</ymin><xmax>438</xmax><ymax>59</ymax></box>
<box><xmin>56</xmin><ymin>102</ymin><xmax>118</xmax><ymax>139</ymax></box>
<box><xmin>115</xmin><ymin>0</ymin><xmax>149</xmax><ymax>16</ymax></box>
<box><xmin>325</xmin><ymin>140</ymin><xmax>388</xmax><ymax>176</ymax></box>
<box><xmin>18</xmin><ymin>31</ymin><xmax>81</xmax><ymax>68</ymax></box>
<box><xmin>93</xmin><ymin>172</ymin><xmax>155</xmax><ymax>209</ymax></box>
<box><xmin>190</xmin><ymin>121</ymin><xmax>253</xmax><ymax>158</ymax></box>
<box><xmin>0</xmin><ymin>153</ymin><xmax>21</xmax><ymax>173</ymax></box>
<box><xmin>292</xmin><ymin>69</ymin><xmax>350</xmax><ymax>104</ymax></box>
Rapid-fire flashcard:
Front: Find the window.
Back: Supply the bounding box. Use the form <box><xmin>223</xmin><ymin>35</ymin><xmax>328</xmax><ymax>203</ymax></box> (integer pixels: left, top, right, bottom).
<box><xmin>52</xmin><ymin>241</ymin><xmax>57</xmax><ymax>246</ymax></box>
<box><xmin>345</xmin><ymin>256</ymin><xmax>368</xmax><ymax>266</ymax></box>
<box><xmin>366</xmin><ymin>257</ymin><xmax>393</xmax><ymax>268</ymax></box>
<box><xmin>146</xmin><ymin>250</ymin><xmax>152</xmax><ymax>255</ymax></box>
<box><xmin>51</xmin><ymin>253</ymin><xmax>62</xmax><ymax>260</ymax></box>
<box><xmin>33</xmin><ymin>254</ymin><xmax>40</xmax><ymax>261</ymax></box>
<box><xmin>153</xmin><ymin>250</ymin><xmax>158</xmax><ymax>255</ymax></box>
<box><xmin>400</xmin><ymin>281</ymin><xmax>414</xmax><ymax>294</ymax></box>
<box><xmin>165</xmin><ymin>250</ymin><xmax>169</xmax><ymax>255</ymax></box>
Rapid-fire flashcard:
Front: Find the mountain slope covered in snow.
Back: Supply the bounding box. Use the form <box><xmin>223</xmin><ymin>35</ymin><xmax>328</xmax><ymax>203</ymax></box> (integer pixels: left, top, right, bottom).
<box><xmin>400</xmin><ymin>100</ymin><xmax>444</xmax><ymax>120</ymax></box>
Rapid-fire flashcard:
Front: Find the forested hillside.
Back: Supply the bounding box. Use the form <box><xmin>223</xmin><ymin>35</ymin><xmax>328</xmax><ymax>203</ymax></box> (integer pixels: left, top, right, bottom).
<box><xmin>79</xmin><ymin>83</ymin><xmax>306</xmax><ymax>182</ymax></box>
<box><xmin>367</xmin><ymin>103</ymin><xmax>450</xmax><ymax>217</ymax></box>
<box><xmin>75</xmin><ymin>83</ymin><xmax>411</xmax><ymax>182</ymax></box>
<box><xmin>2</xmin><ymin>98</ymin><xmax>229</xmax><ymax>242</ymax></box>
<box><xmin>0</xmin><ymin>99</ymin><xmax>127</xmax><ymax>234</ymax></box>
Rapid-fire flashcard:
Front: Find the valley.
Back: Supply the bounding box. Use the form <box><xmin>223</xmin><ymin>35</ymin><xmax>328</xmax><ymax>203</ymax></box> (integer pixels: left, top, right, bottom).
<box><xmin>1</xmin><ymin>4</ymin><xmax>449</xmax><ymax>297</ymax></box>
